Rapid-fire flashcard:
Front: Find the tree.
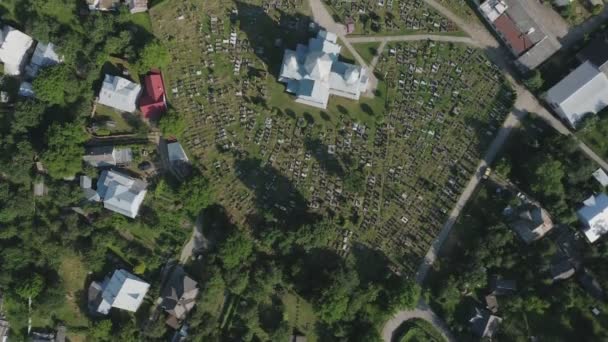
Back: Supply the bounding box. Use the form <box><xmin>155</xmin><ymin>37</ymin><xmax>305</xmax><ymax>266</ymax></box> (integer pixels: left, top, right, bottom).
<box><xmin>15</xmin><ymin>273</ymin><xmax>45</xmax><ymax>300</ymax></box>
<box><xmin>42</xmin><ymin>121</ymin><xmax>87</xmax><ymax>179</ymax></box>
<box><xmin>33</xmin><ymin>65</ymin><xmax>74</xmax><ymax>105</ymax></box>
<box><xmin>524</xmin><ymin>70</ymin><xmax>544</xmax><ymax>92</ymax></box>
<box><xmin>89</xmin><ymin>320</ymin><xmax>113</xmax><ymax>341</ymax></box>
<box><xmin>179</xmin><ymin>174</ymin><xmax>212</xmax><ymax>217</ymax></box>
<box><xmin>218</xmin><ymin>231</ymin><xmax>254</xmax><ymax>270</ymax></box>
<box><xmin>159</xmin><ymin>109</ymin><xmax>186</xmax><ymax>138</ymax></box>
<box><xmin>389</xmin><ymin>279</ymin><xmax>421</xmax><ymax>311</ymax></box>
<box><xmin>530</xmin><ymin>157</ymin><xmax>565</xmax><ymax>198</ymax></box>
<box><xmin>10</xmin><ymin>99</ymin><xmax>46</xmax><ymax>134</ymax></box>
<box><xmin>136</xmin><ymin>41</ymin><xmax>170</xmax><ymax>72</ymax></box>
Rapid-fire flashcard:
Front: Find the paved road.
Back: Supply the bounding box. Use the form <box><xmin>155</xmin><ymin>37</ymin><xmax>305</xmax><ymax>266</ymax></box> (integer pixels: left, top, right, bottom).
<box><xmin>179</xmin><ymin>212</ymin><xmax>207</xmax><ymax>263</ymax></box>
<box><xmin>347</xmin><ymin>34</ymin><xmax>481</xmax><ymax>46</ymax></box>
<box><xmin>416</xmin><ymin>105</ymin><xmax>526</xmax><ymax>283</ymax></box>
<box><xmin>382</xmin><ymin>299</ymin><xmax>456</xmax><ymax>342</ymax></box>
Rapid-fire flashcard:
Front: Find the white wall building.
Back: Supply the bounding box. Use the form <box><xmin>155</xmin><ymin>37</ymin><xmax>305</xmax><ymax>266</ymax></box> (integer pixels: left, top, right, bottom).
<box><xmin>0</xmin><ymin>25</ymin><xmax>34</xmax><ymax>75</ymax></box>
<box><xmin>279</xmin><ymin>30</ymin><xmax>368</xmax><ymax>109</ymax></box>
<box><xmin>545</xmin><ymin>61</ymin><xmax>608</xmax><ymax>127</ymax></box>
<box><xmin>89</xmin><ymin>269</ymin><xmax>149</xmax><ymax>315</ymax></box>
<box><xmin>577</xmin><ymin>193</ymin><xmax>608</xmax><ymax>243</ymax></box>
<box><xmin>98</xmin><ymin>74</ymin><xmax>142</xmax><ymax>113</ymax></box>
<box><xmin>96</xmin><ymin>170</ymin><xmax>147</xmax><ymax>218</ymax></box>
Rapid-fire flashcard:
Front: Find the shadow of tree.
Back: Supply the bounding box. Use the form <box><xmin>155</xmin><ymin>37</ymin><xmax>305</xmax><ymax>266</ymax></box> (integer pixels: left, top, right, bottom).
<box><xmin>303</xmin><ymin>137</ymin><xmax>345</xmax><ymax>177</ymax></box>
<box><xmin>235</xmin><ymin>1</ymin><xmax>313</xmax><ymax>79</ymax></box>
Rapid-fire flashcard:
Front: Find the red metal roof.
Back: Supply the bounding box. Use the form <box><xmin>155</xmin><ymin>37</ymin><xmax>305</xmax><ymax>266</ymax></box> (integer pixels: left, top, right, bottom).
<box><xmin>139</xmin><ymin>71</ymin><xmax>166</xmax><ymax>119</ymax></box>
<box><xmin>493</xmin><ymin>13</ymin><xmax>533</xmax><ymax>56</ymax></box>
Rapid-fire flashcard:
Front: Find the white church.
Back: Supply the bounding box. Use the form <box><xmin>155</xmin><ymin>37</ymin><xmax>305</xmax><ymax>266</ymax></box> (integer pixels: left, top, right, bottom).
<box><xmin>279</xmin><ymin>30</ymin><xmax>369</xmax><ymax>109</ymax></box>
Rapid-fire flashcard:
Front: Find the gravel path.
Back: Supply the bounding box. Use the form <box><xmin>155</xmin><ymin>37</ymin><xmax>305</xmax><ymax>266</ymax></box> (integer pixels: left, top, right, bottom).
<box><xmin>347</xmin><ymin>34</ymin><xmax>480</xmax><ymax>46</ymax></box>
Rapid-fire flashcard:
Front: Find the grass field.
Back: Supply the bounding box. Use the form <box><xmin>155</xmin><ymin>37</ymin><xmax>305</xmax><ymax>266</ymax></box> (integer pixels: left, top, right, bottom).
<box><xmin>281</xmin><ymin>291</ymin><xmax>317</xmax><ymax>341</ymax></box>
<box><xmin>353</xmin><ymin>42</ymin><xmax>380</xmax><ymax>65</ymax></box>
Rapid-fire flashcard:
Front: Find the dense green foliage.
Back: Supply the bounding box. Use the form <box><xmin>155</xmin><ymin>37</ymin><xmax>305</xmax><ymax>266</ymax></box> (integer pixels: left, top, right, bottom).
<box><xmin>428</xmin><ymin>117</ymin><xmax>608</xmax><ymax>340</ymax></box>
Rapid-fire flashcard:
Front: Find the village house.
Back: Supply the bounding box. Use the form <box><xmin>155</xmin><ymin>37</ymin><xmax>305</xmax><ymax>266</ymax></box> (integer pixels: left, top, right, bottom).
<box><xmin>0</xmin><ymin>24</ymin><xmax>34</xmax><ymax>75</ymax></box>
<box><xmin>139</xmin><ymin>70</ymin><xmax>167</xmax><ymax>119</ymax></box>
<box><xmin>477</xmin><ymin>0</ymin><xmax>560</xmax><ymax>72</ymax></box>
<box><xmin>279</xmin><ymin>30</ymin><xmax>369</xmax><ymax>109</ymax></box>
<box><xmin>469</xmin><ymin>308</ymin><xmax>502</xmax><ymax>339</ymax></box>
<box><xmin>25</xmin><ymin>42</ymin><xmax>62</xmax><ymax>78</ymax></box>
<box><xmin>83</xmin><ymin>146</ymin><xmax>133</xmax><ymax>167</ymax></box>
<box><xmin>96</xmin><ymin>170</ymin><xmax>147</xmax><ymax>218</ymax></box>
<box><xmin>88</xmin><ymin>269</ymin><xmax>150</xmax><ymax>315</ymax></box>
<box><xmin>159</xmin><ymin>266</ymin><xmax>199</xmax><ymax>329</ymax></box>
<box><xmin>577</xmin><ymin>193</ymin><xmax>608</xmax><ymax>243</ymax></box>
<box><xmin>98</xmin><ymin>74</ymin><xmax>142</xmax><ymax>113</ymax></box>
<box><xmin>127</xmin><ymin>0</ymin><xmax>148</xmax><ymax>13</ymax></box>
<box><xmin>87</xmin><ymin>0</ymin><xmax>120</xmax><ymax>11</ymax></box>
<box><xmin>508</xmin><ymin>204</ymin><xmax>554</xmax><ymax>244</ymax></box>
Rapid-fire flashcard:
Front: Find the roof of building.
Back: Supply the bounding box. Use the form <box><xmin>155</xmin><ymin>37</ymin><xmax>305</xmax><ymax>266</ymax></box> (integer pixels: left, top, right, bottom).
<box><xmin>83</xmin><ymin>146</ymin><xmax>133</xmax><ymax>167</ymax></box>
<box><xmin>127</xmin><ymin>0</ymin><xmax>148</xmax><ymax>13</ymax></box>
<box><xmin>94</xmin><ymin>269</ymin><xmax>150</xmax><ymax>314</ymax></box>
<box><xmin>97</xmin><ymin>170</ymin><xmax>147</xmax><ymax>218</ymax></box>
<box><xmin>491</xmin><ymin>277</ymin><xmax>517</xmax><ymax>295</ymax></box>
<box><xmin>26</xmin><ymin>42</ymin><xmax>62</xmax><ymax>78</ymax></box>
<box><xmin>140</xmin><ymin>72</ymin><xmax>166</xmax><ymax>119</ymax></box>
<box><xmin>551</xmin><ymin>258</ymin><xmax>576</xmax><ymax>281</ymax></box>
<box><xmin>480</xmin><ymin>0</ymin><xmax>508</xmax><ymax>22</ymax></box>
<box><xmin>0</xmin><ymin>25</ymin><xmax>34</xmax><ymax>75</ymax></box>
<box><xmin>469</xmin><ymin>308</ymin><xmax>502</xmax><ymax>338</ymax></box>
<box><xmin>546</xmin><ymin>61</ymin><xmax>608</xmax><ymax>127</ymax></box>
<box><xmin>493</xmin><ymin>13</ymin><xmax>533</xmax><ymax>56</ymax></box>
<box><xmin>167</xmin><ymin>142</ymin><xmax>189</xmax><ymax>163</ymax></box>
<box><xmin>485</xmin><ymin>294</ymin><xmax>499</xmax><ymax>314</ymax></box>
<box><xmin>161</xmin><ymin>266</ymin><xmax>199</xmax><ymax>327</ymax></box>
<box><xmin>98</xmin><ymin>74</ymin><xmax>141</xmax><ymax>113</ymax></box>
<box><xmin>279</xmin><ymin>30</ymin><xmax>368</xmax><ymax>109</ymax></box>
<box><xmin>577</xmin><ymin>193</ymin><xmax>608</xmax><ymax>243</ymax></box>
<box><xmin>593</xmin><ymin>168</ymin><xmax>608</xmax><ymax>187</ymax></box>
<box><xmin>510</xmin><ymin>204</ymin><xmax>554</xmax><ymax>243</ymax></box>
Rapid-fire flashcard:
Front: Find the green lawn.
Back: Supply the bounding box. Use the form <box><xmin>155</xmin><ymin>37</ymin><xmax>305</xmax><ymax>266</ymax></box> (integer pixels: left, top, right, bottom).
<box><xmin>576</xmin><ymin>109</ymin><xmax>608</xmax><ymax>160</ymax></box>
<box><xmin>92</xmin><ymin>103</ymin><xmax>139</xmax><ymax>135</ymax></box>
<box><xmin>281</xmin><ymin>291</ymin><xmax>317</xmax><ymax>341</ymax></box>
<box><xmin>353</xmin><ymin>42</ymin><xmax>381</xmax><ymax>66</ymax></box>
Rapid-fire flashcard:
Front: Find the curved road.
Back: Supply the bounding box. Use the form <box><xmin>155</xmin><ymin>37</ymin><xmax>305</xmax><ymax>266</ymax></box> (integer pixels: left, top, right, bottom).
<box><xmin>382</xmin><ymin>299</ymin><xmax>456</xmax><ymax>342</ymax></box>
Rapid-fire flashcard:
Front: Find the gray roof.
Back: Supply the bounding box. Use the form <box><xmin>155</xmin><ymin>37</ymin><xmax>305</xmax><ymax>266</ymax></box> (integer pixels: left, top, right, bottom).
<box><xmin>98</xmin><ymin>74</ymin><xmax>141</xmax><ymax>113</ymax></box>
<box><xmin>161</xmin><ymin>266</ymin><xmax>199</xmax><ymax>325</ymax></box>
<box><xmin>92</xmin><ymin>269</ymin><xmax>150</xmax><ymax>315</ymax></box>
<box><xmin>546</xmin><ymin>61</ymin><xmax>608</xmax><ymax>127</ymax></box>
<box><xmin>470</xmin><ymin>308</ymin><xmax>502</xmax><ymax>338</ymax></box>
<box><xmin>97</xmin><ymin>170</ymin><xmax>147</xmax><ymax>218</ymax></box>
<box><xmin>26</xmin><ymin>42</ymin><xmax>62</xmax><ymax>78</ymax></box>
<box><xmin>83</xmin><ymin>146</ymin><xmax>133</xmax><ymax>167</ymax></box>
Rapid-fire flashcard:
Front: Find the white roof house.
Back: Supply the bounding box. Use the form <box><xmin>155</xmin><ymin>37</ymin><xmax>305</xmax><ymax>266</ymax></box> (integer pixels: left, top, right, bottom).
<box><xmin>577</xmin><ymin>193</ymin><xmax>608</xmax><ymax>243</ymax></box>
<box><xmin>97</xmin><ymin>170</ymin><xmax>147</xmax><ymax>218</ymax></box>
<box><xmin>0</xmin><ymin>25</ymin><xmax>34</xmax><ymax>75</ymax></box>
<box><xmin>25</xmin><ymin>42</ymin><xmax>62</xmax><ymax>78</ymax></box>
<box><xmin>479</xmin><ymin>0</ymin><xmax>508</xmax><ymax>22</ymax></box>
<box><xmin>278</xmin><ymin>30</ymin><xmax>368</xmax><ymax>109</ymax></box>
<box><xmin>545</xmin><ymin>61</ymin><xmax>608</xmax><ymax>127</ymax></box>
<box><xmin>98</xmin><ymin>74</ymin><xmax>142</xmax><ymax>113</ymax></box>
<box><xmin>90</xmin><ymin>269</ymin><xmax>149</xmax><ymax>315</ymax></box>
<box><xmin>127</xmin><ymin>0</ymin><xmax>148</xmax><ymax>13</ymax></box>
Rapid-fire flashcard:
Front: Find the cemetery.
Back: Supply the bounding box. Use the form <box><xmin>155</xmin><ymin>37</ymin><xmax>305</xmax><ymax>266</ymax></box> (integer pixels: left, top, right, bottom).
<box><xmin>324</xmin><ymin>0</ymin><xmax>459</xmax><ymax>35</ymax></box>
<box><xmin>149</xmin><ymin>0</ymin><xmax>513</xmax><ymax>275</ymax></box>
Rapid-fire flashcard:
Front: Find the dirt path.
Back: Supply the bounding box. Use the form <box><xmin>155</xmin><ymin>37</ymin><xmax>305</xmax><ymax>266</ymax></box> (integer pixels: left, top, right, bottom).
<box><xmin>347</xmin><ymin>34</ymin><xmax>480</xmax><ymax>46</ymax></box>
